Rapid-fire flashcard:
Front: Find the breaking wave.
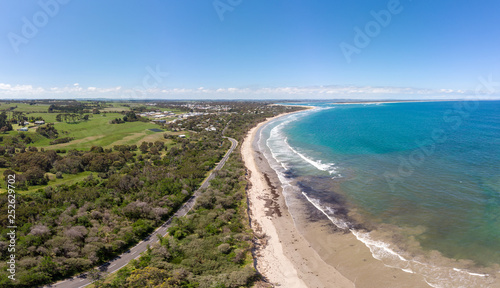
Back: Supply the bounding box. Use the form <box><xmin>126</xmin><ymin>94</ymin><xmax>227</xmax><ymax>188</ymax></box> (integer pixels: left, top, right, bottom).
<box><xmin>301</xmin><ymin>193</ymin><xmax>495</xmax><ymax>288</ymax></box>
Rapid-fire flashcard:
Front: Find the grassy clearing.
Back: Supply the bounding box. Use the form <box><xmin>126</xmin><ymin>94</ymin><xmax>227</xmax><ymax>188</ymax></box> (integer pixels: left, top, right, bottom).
<box><xmin>24</xmin><ymin>113</ymin><xmax>162</xmax><ymax>149</ymax></box>
<box><xmin>0</xmin><ymin>169</ymin><xmax>93</xmax><ymax>194</ymax></box>
<box><xmin>106</xmin><ymin>131</ymin><xmax>147</xmax><ymax>146</ymax></box>
<box><xmin>100</xmin><ymin>107</ymin><xmax>129</xmax><ymax>112</ymax></box>
<box><xmin>21</xmin><ymin>112</ymin><xmax>59</xmax><ymax>123</ymax></box>
<box><xmin>0</xmin><ymin>103</ymin><xmax>50</xmax><ymax>113</ymax></box>
<box><xmin>100</xmin><ymin>104</ymin><xmax>131</xmax><ymax>113</ymax></box>
<box><xmin>2</xmin><ymin>111</ymin><xmax>188</xmax><ymax>150</ymax></box>
<box><xmin>24</xmin><ymin>171</ymin><xmax>94</xmax><ymax>194</ymax></box>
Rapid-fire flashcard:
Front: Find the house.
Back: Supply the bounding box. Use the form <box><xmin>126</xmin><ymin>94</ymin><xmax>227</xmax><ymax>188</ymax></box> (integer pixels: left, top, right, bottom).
<box><xmin>18</xmin><ymin>127</ymin><xmax>28</xmax><ymax>131</ymax></box>
<box><xmin>178</xmin><ymin>134</ymin><xmax>186</xmax><ymax>138</ymax></box>
<box><xmin>34</xmin><ymin>120</ymin><xmax>45</xmax><ymax>125</ymax></box>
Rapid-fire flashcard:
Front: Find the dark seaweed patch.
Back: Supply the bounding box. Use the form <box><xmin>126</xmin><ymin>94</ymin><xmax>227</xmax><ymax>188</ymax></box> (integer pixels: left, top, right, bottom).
<box><xmin>296</xmin><ymin>176</ymin><xmax>369</xmax><ymax>232</ymax></box>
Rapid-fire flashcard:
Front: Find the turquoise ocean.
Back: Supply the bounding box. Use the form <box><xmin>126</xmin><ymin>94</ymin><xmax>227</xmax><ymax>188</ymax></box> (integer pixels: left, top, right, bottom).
<box><xmin>257</xmin><ymin>101</ymin><xmax>500</xmax><ymax>288</ymax></box>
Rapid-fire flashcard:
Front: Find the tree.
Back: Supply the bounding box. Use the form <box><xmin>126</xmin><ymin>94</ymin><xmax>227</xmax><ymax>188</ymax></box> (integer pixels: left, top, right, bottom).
<box><xmin>3</xmin><ymin>169</ymin><xmax>15</xmax><ymax>181</ymax></box>
<box><xmin>29</xmin><ymin>225</ymin><xmax>51</xmax><ymax>238</ymax></box>
<box><xmin>90</xmin><ymin>146</ymin><xmax>104</xmax><ymax>153</ymax></box>
<box><xmin>23</xmin><ymin>167</ymin><xmax>48</xmax><ymax>186</ymax></box>
<box><xmin>154</xmin><ymin>141</ymin><xmax>165</xmax><ymax>151</ymax></box>
<box><xmin>87</xmin><ymin>269</ymin><xmax>103</xmax><ymax>282</ymax></box>
<box><xmin>149</xmin><ymin>147</ymin><xmax>159</xmax><ymax>155</ymax></box>
<box><xmin>123</xmin><ymin>111</ymin><xmax>139</xmax><ymax>122</ymax></box>
<box><xmin>125</xmin><ymin>267</ymin><xmax>171</xmax><ymax>288</ymax></box>
<box><xmin>0</xmin><ymin>112</ymin><xmax>12</xmax><ymax>132</ymax></box>
<box><xmin>88</xmin><ymin>156</ymin><xmax>108</xmax><ymax>172</ymax></box>
<box><xmin>13</xmin><ymin>111</ymin><xmax>26</xmax><ymax>125</ymax></box>
<box><xmin>218</xmin><ymin>243</ymin><xmax>231</xmax><ymax>254</ymax></box>
<box><xmin>12</xmin><ymin>151</ymin><xmax>53</xmax><ymax>172</ymax></box>
<box><xmin>36</xmin><ymin>124</ymin><xmax>59</xmax><ymax>139</ymax></box>
<box><xmin>54</xmin><ymin>157</ymin><xmax>83</xmax><ymax>174</ymax></box>
<box><xmin>139</xmin><ymin>142</ymin><xmax>149</xmax><ymax>153</ymax></box>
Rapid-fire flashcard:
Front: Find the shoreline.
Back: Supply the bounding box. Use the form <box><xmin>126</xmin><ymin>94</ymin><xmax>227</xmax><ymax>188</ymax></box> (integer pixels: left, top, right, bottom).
<box><xmin>283</xmin><ymin>99</ymin><xmax>486</xmax><ymax>106</ymax></box>
<box><xmin>241</xmin><ymin>108</ymin><xmax>433</xmax><ymax>288</ymax></box>
<box><xmin>242</xmin><ymin>109</ymin><xmax>355</xmax><ymax>288</ymax></box>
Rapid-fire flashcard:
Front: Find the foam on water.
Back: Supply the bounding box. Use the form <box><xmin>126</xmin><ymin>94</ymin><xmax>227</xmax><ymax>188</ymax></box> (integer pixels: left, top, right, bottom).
<box><xmin>301</xmin><ymin>192</ymin><xmax>350</xmax><ymax>230</ymax></box>
<box><xmin>300</xmin><ymin>193</ymin><xmax>495</xmax><ymax>288</ymax></box>
<box><xmin>284</xmin><ymin>138</ymin><xmax>338</xmax><ymax>175</ymax></box>
<box><xmin>262</xmin><ymin>109</ymin><xmax>341</xmax><ymax>178</ymax></box>
<box><xmin>257</xmin><ymin>106</ymin><xmax>499</xmax><ymax>288</ymax></box>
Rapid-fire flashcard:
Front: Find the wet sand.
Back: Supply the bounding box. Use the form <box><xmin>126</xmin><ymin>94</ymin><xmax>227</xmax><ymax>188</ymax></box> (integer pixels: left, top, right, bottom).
<box><xmin>242</xmin><ymin>111</ymin><xmax>432</xmax><ymax>288</ymax></box>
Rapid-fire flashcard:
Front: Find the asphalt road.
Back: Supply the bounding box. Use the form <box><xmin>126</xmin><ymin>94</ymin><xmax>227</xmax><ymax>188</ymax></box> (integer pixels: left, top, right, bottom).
<box><xmin>44</xmin><ymin>137</ymin><xmax>238</xmax><ymax>288</ymax></box>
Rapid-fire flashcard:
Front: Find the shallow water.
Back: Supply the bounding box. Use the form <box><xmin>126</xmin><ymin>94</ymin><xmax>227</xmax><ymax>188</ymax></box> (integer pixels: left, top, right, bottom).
<box><xmin>257</xmin><ymin>101</ymin><xmax>500</xmax><ymax>288</ymax></box>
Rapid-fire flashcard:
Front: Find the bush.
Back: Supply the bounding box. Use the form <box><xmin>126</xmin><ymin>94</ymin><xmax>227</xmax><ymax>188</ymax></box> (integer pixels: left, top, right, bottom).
<box><xmin>36</xmin><ymin>124</ymin><xmax>59</xmax><ymax>139</ymax></box>
<box><xmin>54</xmin><ymin>157</ymin><xmax>83</xmax><ymax>174</ymax></box>
<box><xmin>217</xmin><ymin>243</ymin><xmax>231</xmax><ymax>254</ymax></box>
<box><xmin>55</xmin><ymin>171</ymin><xmax>63</xmax><ymax>179</ymax></box>
<box><xmin>0</xmin><ymin>158</ymin><xmax>8</xmax><ymax>168</ymax></box>
<box><xmin>23</xmin><ymin>167</ymin><xmax>48</xmax><ymax>186</ymax></box>
<box><xmin>50</xmin><ymin>137</ymin><xmax>75</xmax><ymax>145</ymax></box>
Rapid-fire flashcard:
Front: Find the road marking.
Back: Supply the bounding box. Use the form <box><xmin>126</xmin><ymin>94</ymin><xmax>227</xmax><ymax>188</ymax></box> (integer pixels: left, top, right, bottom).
<box><xmin>130</xmin><ymin>250</ymin><xmax>137</xmax><ymax>255</ymax></box>
<box><xmin>109</xmin><ymin>263</ymin><xmax>116</xmax><ymax>268</ymax></box>
<box><xmin>117</xmin><ymin>264</ymin><xmax>127</xmax><ymax>270</ymax></box>
<box><xmin>134</xmin><ymin>254</ymin><xmax>141</xmax><ymax>259</ymax></box>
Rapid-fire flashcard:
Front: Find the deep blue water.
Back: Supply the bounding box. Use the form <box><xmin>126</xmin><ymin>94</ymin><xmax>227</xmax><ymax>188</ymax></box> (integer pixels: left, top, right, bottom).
<box><xmin>260</xmin><ymin>100</ymin><xmax>500</xmax><ymax>287</ymax></box>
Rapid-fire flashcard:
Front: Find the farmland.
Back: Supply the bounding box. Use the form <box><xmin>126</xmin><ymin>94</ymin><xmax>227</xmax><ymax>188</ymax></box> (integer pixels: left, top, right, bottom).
<box><xmin>0</xmin><ymin>101</ymin><xmax>181</xmax><ymax>150</ymax></box>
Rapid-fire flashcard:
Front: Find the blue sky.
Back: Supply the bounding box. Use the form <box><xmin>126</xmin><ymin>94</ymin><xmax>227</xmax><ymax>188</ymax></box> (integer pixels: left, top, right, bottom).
<box><xmin>1</xmin><ymin>0</ymin><xmax>499</xmax><ymax>99</ymax></box>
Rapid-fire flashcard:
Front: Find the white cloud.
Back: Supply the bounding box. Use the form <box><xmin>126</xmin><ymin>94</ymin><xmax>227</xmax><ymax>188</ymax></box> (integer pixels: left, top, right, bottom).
<box><xmin>0</xmin><ymin>83</ymin><xmax>498</xmax><ymax>100</ymax></box>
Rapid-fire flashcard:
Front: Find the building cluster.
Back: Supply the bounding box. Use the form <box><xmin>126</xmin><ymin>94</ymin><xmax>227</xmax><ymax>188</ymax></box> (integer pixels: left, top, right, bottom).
<box><xmin>137</xmin><ymin>111</ymin><xmax>176</xmax><ymax>118</ymax></box>
<box><xmin>179</xmin><ymin>104</ymin><xmax>230</xmax><ymax>111</ymax></box>
<box><xmin>137</xmin><ymin>110</ymin><xmax>210</xmax><ymax>122</ymax></box>
<box><xmin>21</xmin><ymin>120</ymin><xmax>45</xmax><ymax>125</ymax></box>
<box><xmin>17</xmin><ymin>120</ymin><xmax>45</xmax><ymax>131</ymax></box>
<box><xmin>195</xmin><ymin>123</ymin><xmax>217</xmax><ymax>131</ymax></box>
<box><xmin>178</xmin><ymin>112</ymin><xmax>206</xmax><ymax>118</ymax></box>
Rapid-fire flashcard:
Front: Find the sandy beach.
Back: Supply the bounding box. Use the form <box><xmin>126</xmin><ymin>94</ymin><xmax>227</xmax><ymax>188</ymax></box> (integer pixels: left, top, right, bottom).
<box><xmin>242</xmin><ymin>110</ymin><xmax>432</xmax><ymax>288</ymax></box>
<box><xmin>242</xmin><ymin>110</ymin><xmax>354</xmax><ymax>288</ymax></box>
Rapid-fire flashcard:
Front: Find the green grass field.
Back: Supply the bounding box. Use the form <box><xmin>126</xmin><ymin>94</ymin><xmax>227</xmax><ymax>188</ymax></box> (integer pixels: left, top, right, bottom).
<box><xmin>1</xmin><ymin>101</ymin><xmax>194</xmax><ymax>151</ymax></box>
<box><xmin>0</xmin><ymin>102</ymin><xmax>50</xmax><ymax>113</ymax></box>
<box><xmin>39</xmin><ymin>114</ymin><xmax>164</xmax><ymax>149</ymax></box>
<box><xmin>19</xmin><ymin>112</ymin><xmax>59</xmax><ymax>122</ymax></box>
<box><xmin>4</xmin><ymin>112</ymin><xmax>187</xmax><ymax>150</ymax></box>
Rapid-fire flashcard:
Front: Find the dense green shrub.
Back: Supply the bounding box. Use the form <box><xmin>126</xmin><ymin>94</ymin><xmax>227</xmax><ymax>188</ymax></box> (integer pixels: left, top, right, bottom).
<box><xmin>50</xmin><ymin>137</ymin><xmax>75</xmax><ymax>145</ymax></box>
<box><xmin>36</xmin><ymin>124</ymin><xmax>59</xmax><ymax>139</ymax></box>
